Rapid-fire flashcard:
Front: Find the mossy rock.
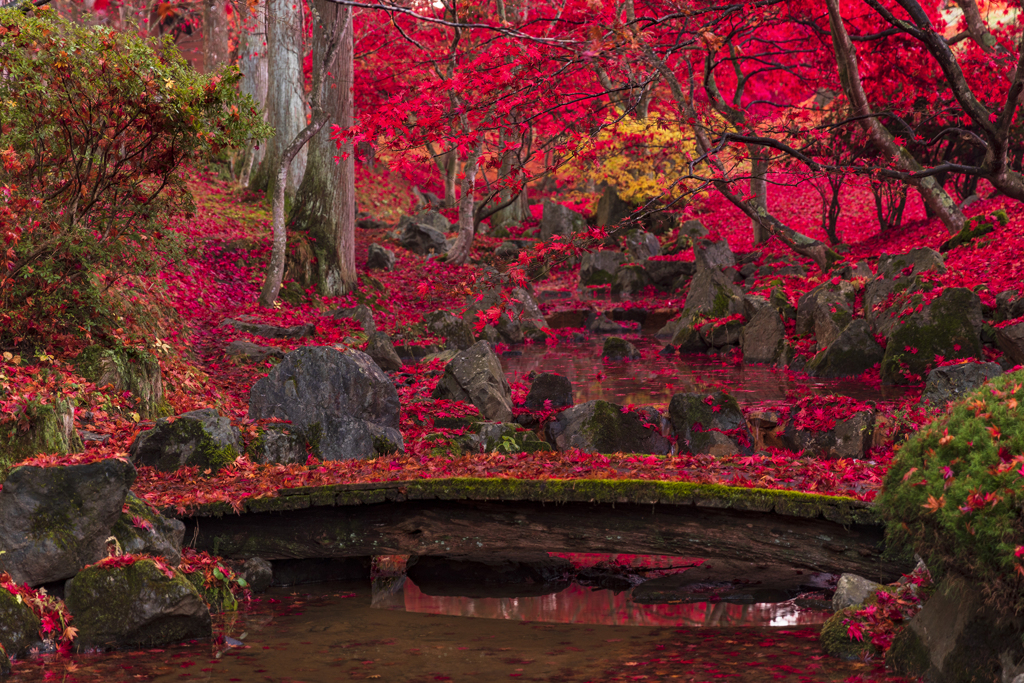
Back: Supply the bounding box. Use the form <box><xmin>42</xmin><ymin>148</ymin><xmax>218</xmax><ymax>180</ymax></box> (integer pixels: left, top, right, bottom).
<box><xmin>602</xmin><ymin>336</ymin><xmax>641</xmax><ymax>361</ymax></box>
<box><xmin>65</xmin><ymin>559</ymin><xmax>212</xmax><ymax>651</ymax></box>
<box><xmin>110</xmin><ymin>492</ymin><xmax>185</xmax><ymax>565</ymax></box>
<box><xmin>0</xmin><ymin>399</ymin><xmax>82</xmax><ymax>480</ymax></box>
<box><xmin>820</xmin><ymin>605</ymin><xmax>879</xmax><ymax>660</ymax></box>
<box><xmin>129</xmin><ymin>409</ymin><xmax>241</xmax><ymax>473</ymax></box>
<box><xmin>667</xmin><ymin>391</ymin><xmax>752</xmax><ymax>455</ymax></box>
<box><xmin>183</xmin><ymin>569</ymin><xmax>239</xmax><ymax>614</ymax></box>
<box><xmin>0</xmin><ymin>586</ymin><xmax>41</xmax><ymax>657</ymax></box>
<box><xmin>877</xmin><ymin>369</ymin><xmax>1024</xmax><ymax>616</ymax></box>
<box><xmin>75</xmin><ymin>345</ymin><xmax>171</xmax><ymax>419</ymax></box>
<box><xmin>548</xmin><ymin>400</ymin><xmax>670</xmax><ymax>455</ymax></box>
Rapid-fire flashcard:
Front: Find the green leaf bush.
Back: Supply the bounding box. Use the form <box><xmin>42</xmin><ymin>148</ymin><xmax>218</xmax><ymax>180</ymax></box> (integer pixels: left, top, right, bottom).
<box><xmin>877</xmin><ymin>367</ymin><xmax>1024</xmax><ymax>616</ymax></box>
<box><xmin>0</xmin><ymin>6</ymin><xmax>269</xmax><ymax>343</ymax></box>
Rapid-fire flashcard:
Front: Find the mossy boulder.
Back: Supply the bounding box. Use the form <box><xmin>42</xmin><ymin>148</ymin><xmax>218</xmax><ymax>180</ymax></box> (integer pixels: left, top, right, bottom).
<box><xmin>644</xmin><ymin>258</ymin><xmax>695</xmax><ymax>289</ymax></box>
<box><xmin>681</xmin><ymin>264</ymin><xmax>744</xmax><ymax>320</ymax></box>
<box><xmin>477</xmin><ymin>423</ymin><xmax>552</xmax><ymax>454</ymax></box>
<box><xmin>806</xmin><ymin>319</ymin><xmax>885</xmax><ymax>379</ymax></box>
<box><xmin>247</xmin><ymin>423</ymin><xmax>309</xmax><ymax>466</ymax></box>
<box><xmin>431</xmin><ymin>342</ymin><xmax>514</xmax><ymax>422</ymax></box>
<box><xmin>547</xmin><ymin>400</ymin><xmax>670</xmax><ymax>455</ymax></box>
<box><xmin>579</xmin><ymin>250</ymin><xmax>625</xmax><ymax>287</ymax></box>
<box><xmin>820</xmin><ymin>605</ymin><xmax>878</xmax><ymax>660</ymax></box>
<box><xmin>671</xmin><ymin>318</ymin><xmax>708</xmax><ymax>354</ymax></box>
<box><xmin>602</xmin><ymin>336</ymin><xmax>641</xmax><ymax>361</ymax></box>
<box><xmin>795</xmin><ymin>279</ymin><xmax>858</xmax><ymax>338</ymax></box>
<box><xmin>65</xmin><ymin>559</ymin><xmax>212</xmax><ymax>651</ymax></box>
<box><xmin>462</xmin><ymin>286</ymin><xmax>549</xmax><ymax>345</ymax></box>
<box><xmin>129</xmin><ymin>408</ymin><xmax>241</xmax><ymax>473</ymax></box>
<box><xmin>668</xmin><ymin>391</ymin><xmax>752</xmax><ymax>456</ymax></box>
<box><xmin>424</xmin><ymin>310</ymin><xmax>476</xmax><ymax>351</ymax></box>
<box><xmin>880</xmin><ymin>287</ymin><xmax>983</xmax><ymax>385</ymax></box>
<box><xmin>625</xmin><ymin>230</ymin><xmax>661</xmax><ymax>262</ymax></box>
<box><xmin>784</xmin><ymin>409</ymin><xmax>875</xmax><ymax>460</ymax></box>
<box><xmin>0</xmin><ymin>398</ymin><xmax>82</xmax><ymax>480</ymax></box>
<box><xmin>0</xmin><ymin>585</ymin><xmax>41</xmax><ymax>657</ymax></box>
<box><xmin>699</xmin><ymin>318</ymin><xmax>744</xmax><ymax>348</ymax></box>
<box><xmin>864</xmin><ymin>248</ymin><xmax>946</xmax><ymax>336</ymax></box>
<box><xmin>110</xmin><ymin>492</ymin><xmax>185</xmax><ymax>566</ymax></box>
<box><xmin>877</xmin><ymin>369</ymin><xmax>1024</xmax><ymax>617</ymax></box>
<box><xmin>75</xmin><ymin>345</ymin><xmax>170</xmax><ymax>419</ymax></box>
<box><xmin>0</xmin><ymin>459</ymin><xmax>135</xmax><ymax>586</ymax></box>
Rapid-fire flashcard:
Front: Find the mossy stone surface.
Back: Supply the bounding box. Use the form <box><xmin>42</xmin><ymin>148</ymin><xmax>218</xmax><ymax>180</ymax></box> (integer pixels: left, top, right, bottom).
<box><xmin>667</xmin><ymin>391</ymin><xmax>752</xmax><ymax>455</ymax></box>
<box><xmin>75</xmin><ymin>345</ymin><xmax>170</xmax><ymax>419</ymax></box>
<box><xmin>110</xmin><ymin>492</ymin><xmax>185</xmax><ymax>565</ymax></box>
<box><xmin>129</xmin><ymin>409</ymin><xmax>241</xmax><ymax>473</ymax></box>
<box><xmin>547</xmin><ymin>400</ymin><xmax>670</xmax><ymax>455</ymax></box>
<box><xmin>65</xmin><ymin>559</ymin><xmax>212</xmax><ymax>651</ymax></box>
<box><xmin>820</xmin><ymin>605</ymin><xmax>877</xmax><ymax>660</ymax></box>
<box><xmin>0</xmin><ymin>399</ymin><xmax>82</xmax><ymax>480</ymax></box>
<box><xmin>0</xmin><ymin>586</ymin><xmax>41</xmax><ymax>657</ymax></box>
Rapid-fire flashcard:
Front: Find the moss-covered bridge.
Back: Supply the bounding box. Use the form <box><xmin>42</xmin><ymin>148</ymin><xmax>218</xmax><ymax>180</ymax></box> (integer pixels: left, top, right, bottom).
<box><xmin>172</xmin><ymin>478</ymin><xmax>908</xmax><ymax>583</ymax></box>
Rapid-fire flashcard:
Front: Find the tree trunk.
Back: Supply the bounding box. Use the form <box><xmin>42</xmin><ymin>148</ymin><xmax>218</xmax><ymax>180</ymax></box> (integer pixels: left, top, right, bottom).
<box><xmin>284</xmin><ymin>0</ymin><xmax>357</xmax><ymax>299</ymax></box>
<box><xmin>202</xmin><ymin>0</ymin><xmax>230</xmax><ymax>73</ymax></box>
<box><xmin>250</xmin><ymin>0</ymin><xmax>307</xmax><ymax>198</ymax></box>
<box><xmin>749</xmin><ymin>146</ymin><xmax>770</xmax><ymax>244</ymax></box>
<box><xmin>446</xmin><ymin>143</ymin><xmax>482</xmax><ymax>266</ymax></box>
<box><xmin>826</xmin><ymin>0</ymin><xmax>965</xmax><ymax>235</ymax></box>
<box><xmin>238</xmin><ymin>0</ymin><xmax>269</xmax><ymax>186</ymax></box>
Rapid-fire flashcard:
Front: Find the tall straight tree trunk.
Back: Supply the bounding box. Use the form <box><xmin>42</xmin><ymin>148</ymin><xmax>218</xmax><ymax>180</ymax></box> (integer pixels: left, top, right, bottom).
<box><xmin>749</xmin><ymin>146</ymin><xmax>770</xmax><ymax>244</ymax></box>
<box><xmin>238</xmin><ymin>0</ymin><xmax>269</xmax><ymax>185</ymax></box>
<box><xmin>250</xmin><ymin>0</ymin><xmax>307</xmax><ymax>198</ymax></box>
<box><xmin>447</xmin><ymin>143</ymin><xmax>482</xmax><ymax>265</ymax></box>
<box><xmin>203</xmin><ymin>0</ymin><xmax>230</xmax><ymax>73</ymax></box>
<box><xmin>284</xmin><ymin>0</ymin><xmax>357</xmax><ymax>298</ymax></box>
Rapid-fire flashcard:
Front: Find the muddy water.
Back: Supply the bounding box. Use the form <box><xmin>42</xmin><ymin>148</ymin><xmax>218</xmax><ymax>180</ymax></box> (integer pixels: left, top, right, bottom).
<box><xmin>502</xmin><ymin>338</ymin><xmax>915</xmax><ymax>407</ymax></box>
<box><xmin>8</xmin><ymin>582</ymin><xmax>908</xmax><ymax>683</ymax></box>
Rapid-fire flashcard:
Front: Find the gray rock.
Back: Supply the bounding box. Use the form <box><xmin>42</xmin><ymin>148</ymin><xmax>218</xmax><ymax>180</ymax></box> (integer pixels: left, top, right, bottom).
<box><xmin>65</xmin><ymin>560</ymin><xmax>212</xmax><ymax>651</ymax></box>
<box><xmin>237</xmin><ymin>557</ymin><xmax>273</xmax><ymax>594</ymax></box>
<box><xmin>424</xmin><ymin>310</ymin><xmax>477</xmax><ymax>351</ymax></box>
<box><xmin>795</xmin><ymin>280</ymin><xmax>858</xmax><ymax>337</ymax></box>
<box><xmin>579</xmin><ymin>250</ymin><xmax>625</xmax><ymax>286</ymax></box>
<box><xmin>672</xmin><ymin>322</ymin><xmax>708</xmax><ymax>353</ymax></box>
<box><xmin>224</xmin><ymin>340</ymin><xmax>283</xmax><ymax>362</ymax></box>
<box><xmin>75</xmin><ymin>345</ymin><xmax>167</xmax><ymax>419</ymax></box>
<box><xmin>0</xmin><ymin>459</ymin><xmax>136</xmax><ymax>586</ymax></box>
<box><xmin>668</xmin><ymin>391</ymin><xmax>752</xmax><ymax>456</ymax></box>
<box><xmin>995</xmin><ymin>289</ymin><xmax>1024</xmax><ymax>323</ymax></box>
<box><xmin>399</xmin><ymin>222</ymin><xmax>448</xmax><ymax>256</ymax></box>
<box><xmin>996</xmin><ymin>321</ymin><xmax>1024</xmax><ymax>366</ymax></box>
<box><xmin>699</xmin><ymin>319</ymin><xmax>744</xmax><ymax>348</ymax></box>
<box><xmin>677</xmin><ymin>218</ymin><xmax>709</xmax><ymax>244</ymax></box>
<box><xmin>547</xmin><ymin>400</ymin><xmax>670</xmax><ymax>454</ymax></box>
<box><xmin>422</xmin><ymin>348</ymin><xmax>460</xmax><ymax>365</ymax></box>
<box><xmin>0</xmin><ymin>583</ymin><xmax>41</xmax><ymax>657</ymax></box>
<box><xmin>332</xmin><ymin>304</ymin><xmax>376</xmax><ymax>334</ymax></box>
<box><xmin>588</xmin><ymin>314</ymin><xmax>625</xmax><ymax>334</ymax></box>
<box><xmin>806</xmin><ymin>319</ymin><xmax>885</xmax><ymax>379</ymax></box>
<box><xmin>922</xmin><ymin>362</ymin><xmax>1003</xmax><ymax>405</ymax></box>
<box><xmin>757</xmin><ymin>262</ymin><xmax>807</xmax><ymax>278</ymax></box>
<box><xmin>740</xmin><ymin>307</ymin><xmax>786</xmax><ymax>364</ymax></box>
<box><xmin>398</xmin><ymin>209</ymin><xmax>450</xmax><ymax>233</ymax></box>
<box><xmin>130</xmin><ymin>408</ymin><xmax>242</xmax><ymax>473</ymax></box>
<box><xmin>221</xmin><ymin>317</ymin><xmax>316</xmax><ymax>340</ymax></box>
<box><xmin>881</xmin><ymin>287</ymin><xmax>983</xmax><ymax>385</ymax></box>
<box><xmin>832</xmin><ymin>573</ymin><xmax>884</xmax><ymax>611</ymax></box>
<box><xmin>365</xmin><ymin>331</ymin><xmax>403</xmax><ymax>372</ymax></box>
<box><xmin>463</xmin><ymin>286</ymin><xmax>548</xmax><ymax>345</ymax></box>
<box><xmin>524</xmin><ymin>373</ymin><xmax>573</xmax><ymax>411</ymax></box>
<box><xmin>693</xmin><ymin>239</ymin><xmax>735</xmax><ymax>274</ymax></box>
<box><xmin>431</xmin><ymin>342</ymin><xmax>514</xmax><ymax>422</ymax></box>
<box><xmin>626</xmin><ymin>230</ymin><xmax>661</xmax><ymax>262</ymax></box>
<box><xmin>644</xmin><ymin>258</ymin><xmax>695</xmax><ymax>288</ymax></box>
<box><xmin>602</xmin><ymin>336</ymin><xmax>641</xmax><ymax>361</ymax></box>
<box><xmin>784</xmin><ymin>409</ymin><xmax>875</xmax><ymax>459</ymax></box>
<box><xmin>887</xmin><ymin>577</ymin><xmax>1024</xmax><ymax>683</ymax></box>
<box><xmin>831</xmin><ymin>260</ymin><xmax>873</xmax><ymax>281</ymax></box>
<box><xmin>248</xmin><ymin>423</ymin><xmax>308</xmax><ymax>465</ymax></box>
<box><xmin>876</xmin><ymin>247</ymin><xmax>946</xmax><ymax>280</ymax></box>
<box><xmin>248</xmin><ymin>347</ymin><xmax>403</xmax><ymax>460</ymax></box>
<box><xmin>539</xmin><ymin>198</ymin><xmax>585</xmax><ymax>241</ymax></box>
<box><xmin>366</xmin><ymin>243</ymin><xmax>396</xmax><ymax>271</ymax></box>
<box><xmin>864</xmin><ymin>249</ymin><xmax>947</xmax><ymax>335</ymax></box>
<box><xmin>682</xmin><ymin>263</ymin><xmax>745</xmax><ymax>319</ymax></box>
<box><xmin>611</xmin><ymin>265</ymin><xmax>652</xmax><ymax>297</ymax></box>
<box><xmin>494</xmin><ymin>241</ymin><xmax>521</xmax><ymax>262</ymax></box>
<box><xmin>595</xmin><ymin>186</ymin><xmax>633</xmax><ymax>227</ymax></box>
<box><xmin>110</xmin><ymin>492</ymin><xmax>185</xmax><ymax>566</ymax></box>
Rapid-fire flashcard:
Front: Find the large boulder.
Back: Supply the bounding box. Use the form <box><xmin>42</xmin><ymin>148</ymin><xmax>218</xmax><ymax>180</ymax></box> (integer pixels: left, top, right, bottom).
<box><xmin>364</xmin><ymin>331</ymin><xmax>403</xmax><ymax>372</ymax></box>
<box><xmin>0</xmin><ymin>459</ymin><xmax>136</xmax><ymax>586</ymax></box>
<box><xmin>399</xmin><ymin>222</ymin><xmax>448</xmax><ymax>256</ymax></box>
<box><xmin>595</xmin><ymin>186</ymin><xmax>633</xmax><ymax>227</ymax></box>
<box><xmin>248</xmin><ymin>347</ymin><xmax>403</xmax><ymax>460</ymax></box>
<box><xmin>681</xmin><ymin>266</ymin><xmax>745</xmax><ymax>319</ymax></box>
<box><xmin>668</xmin><ymin>392</ymin><xmax>752</xmax><ymax>456</ymax></box>
<box><xmin>539</xmin><ymin>198</ymin><xmax>585</xmax><ymax>241</ymax></box>
<box><xmin>65</xmin><ymin>559</ymin><xmax>212</xmax><ymax>651</ymax></box>
<box><xmin>524</xmin><ymin>373</ymin><xmax>573</xmax><ymax>411</ymax></box>
<box><xmin>886</xmin><ymin>577</ymin><xmax>1024</xmax><ymax>683</ymax></box>
<box><xmin>398</xmin><ymin>209</ymin><xmax>450</xmax><ymax>233</ymax></box>
<box><xmin>677</xmin><ymin>218</ymin><xmax>709</xmax><ymax>245</ymax></box>
<box><xmin>546</xmin><ymin>400</ymin><xmax>670</xmax><ymax>454</ymax></box>
<box><xmin>795</xmin><ymin>280</ymin><xmax>858</xmax><ymax>339</ymax></box>
<box><xmin>431</xmin><ymin>342</ymin><xmax>514</xmax><ymax>422</ymax></box>
<box><xmin>129</xmin><ymin>408</ymin><xmax>241</xmax><ymax>473</ymax></box>
<box><xmin>110</xmin><ymin>492</ymin><xmax>185</xmax><ymax>566</ymax></box>
<box><xmin>588</xmin><ymin>314</ymin><xmax>625</xmax><ymax>334</ymax></box>
<box><xmin>0</xmin><ymin>398</ymin><xmax>82</xmax><ymax>477</ymax></box>
<box><xmin>881</xmin><ymin>287</ymin><xmax>983</xmax><ymax>385</ymax></box>
<box><xmin>699</xmin><ymin>318</ymin><xmax>744</xmax><ymax>349</ymax></box>
<box><xmin>864</xmin><ymin>248</ymin><xmax>946</xmax><ymax>335</ymax></box>
<box><xmin>996</xmin><ymin>320</ymin><xmax>1024</xmax><ymax>365</ymax></box>
<box><xmin>740</xmin><ymin>307</ymin><xmax>786</xmax><ymax>365</ymax></box>
<box><xmin>921</xmin><ymin>361</ymin><xmax>1003</xmax><ymax>406</ymax></box>
<box><xmin>74</xmin><ymin>345</ymin><xmax>169</xmax><ymax>418</ymax></box>
<box><xmin>0</xmin><ymin>587</ymin><xmax>41</xmax><ymax>658</ymax></box>
<box><xmin>424</xmin><ymin>310</ymin><xmax>477</xmax><ymax>350</ymax></box>
<box><xmin>832</xmin><ymin>573</ymin><xmax>884</xmax><ymax>611</ymax></box>
<box><xmin>806</xmin><ymin>319</ymin><xmax>885</xmax><ymax>379</ymax></box>
<box><xmin>784</xmin><ymin>407</ymin><xmax>875</xmax><ymax>460</ymax></box>
<box><xmin>366</xmin><ymin>243</ymin><xmax>396</xmax><ymax>271</ymax></box>
<box><xmin>579</xmin><ymin>250</ymin><xmax>625</xmax><ymax>286</ymax></box>
<box><xmin>644</xmin><ymin>258</ymin><xmax>695</xmax><ymax>289</ymax></box>
<box><xmin>693</xmin><ymin>238</ymin><xmax>735</xmax><ymax>274</ymax></box>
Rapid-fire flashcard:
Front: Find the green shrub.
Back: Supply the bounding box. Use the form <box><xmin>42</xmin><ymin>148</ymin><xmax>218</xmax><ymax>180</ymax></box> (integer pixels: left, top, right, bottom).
<box><xmin>876</xmin><ymin>368</ymin><xmax>1024</xmax><ymax>616</ymax></box>
<box><xmin>0</xmin><ymin>6</ymin><xmax>269</xmax><ymax>343</ymax></box>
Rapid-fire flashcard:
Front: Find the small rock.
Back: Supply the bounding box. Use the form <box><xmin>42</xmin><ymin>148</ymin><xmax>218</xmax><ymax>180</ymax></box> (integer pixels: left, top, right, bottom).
<box><xmin>366</xmin><ymin>243</ymin><xmax>396</xmax><ymax>271</ymax></box>
<box><xmin>921</xmin><ymin>361</ymin><xmax>1003</xmax><ymax>405</ymax></box>
<box><xmin>233</xmin><ymin>557</ymin><xmax>273</xmax><ymax>594</ymax></box>
<box><xmin>332</xmin><ymin>304</ymin><xmax>376</xmax><ymax>334</ymax></box>
<box><xmin>224</xmin><ymin>340</ymin><xmax>284</xmax><ymax>362</ymax></box>
<box><xmin>110</xmin><ymin>492</ymin><xmax>185</xmax><ymax>566</ymax></box>
<box><xmin>588</xmin><ymin>314</ymin><xmax>625</xmax><ymax>334</ymax></box>
<box><xmin>364</xmin><ymin>331</ymin><xmax>403</xmax><ymax>372</ymax></box>
<box><xmin>677</xmin><ymin>218</ymin><xmax>709</xmax><ymax>245</ymax></box>
<box><xmin>524</xmin><ymin>373</ymin><xmax>573</xmax><ymax>411</ymax></box>
<box><xmin>612</xmin><ymin>265</ymin><xmax>652</xmax><ymax>297</ymax></box>
<box><xmin>668</xmin><ymin>392</ymin><xmax>752</xmax><ymax>456</ymax></box>
<box><xmin>248</xmin><ymin>423</ymin><xmax>308</xmax><ymax>465</ymax></box>
<box><xmin>221</xmin><ymin>318</ymin><xmax>316</xmax><ymax>340</ymax></box>
<box><xmin>399</xmin><ymin>222</ymin><xmax>448</xmax><ymax>256</ymax></box>
<box><xmin>602</xmin><ymin>337</ymin><xmax>641</xmax><ymax>361</ymax></box>
<box><xmin>740</xmin><ymin>308</ymin><xmax>786</xmax><ymax>364</ymax></box>
<box><xmin>784</xmin><ymin>409</ymin><xmax>875</xmax><ymax>460</ymax></box>
<box><xmin>130</xmin><ymin>409</ymin><xmax>242</xmax><ymax>473</ymax></box>
<box><xmin>694</xmin><ymin>239</ymin><xmax>735</xmax><ymax>273</ymax></box>
<box><xmin>832</xmin><ymin>573</ymin><xmax>884</xmax><ymax>611</ymax></box>
<box><xmin>0</xmin><ymin>585</ymin><xmax>41</xmax><ymax>657</ymax></box>
<box><xmin>625</xmin><ymin>230</ymin><xmax>661</xmax><ymax>262</ymax></box>
<box><xmin>494</xmin><ymin>241</ymin><xmax>521</xmax><ymax>262</ymax></box>
<box><xmin>996</xmin><ymin>321</ymin><xmax>1024</xmax><ymax>366</ymax></box>
<box><xmin>806</xmin><ymin>320</ymin><xmax>885</xmax><ymax>379</ymax></box>
<box><xmin>579</xmin><ymin>250</ymin><xmax>625</xmax><ymax>286</ymax></box>
<box><xmin>699</xmin><ymin>319</ymin><xmax>744</xmax><ymax>348</ymax></box>
<box><xmin>424</xmin><ymin>311</ymin><xmax>477</xmax><ymax>351</ymax></box>
<box><xmin>644</xmin><ymin>258</ymin><xmax>695</xmax><ymax>289</ymax></box>
<box><xmin>547</xmin><ymin>400</ymin><xmax>670</xmax><ymax>454</ymax></box>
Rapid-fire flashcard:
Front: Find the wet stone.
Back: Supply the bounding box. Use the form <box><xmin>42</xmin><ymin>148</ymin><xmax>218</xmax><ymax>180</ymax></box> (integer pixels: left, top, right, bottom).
<box><xmin>524</xmin><ymin>373</ymin><xmax>573</xmax><ymax>411</ymax></box>
<box><xmin>602</xmin><ymin>336</ymin><xmax>641</xmax><ymax>361</ymax></box>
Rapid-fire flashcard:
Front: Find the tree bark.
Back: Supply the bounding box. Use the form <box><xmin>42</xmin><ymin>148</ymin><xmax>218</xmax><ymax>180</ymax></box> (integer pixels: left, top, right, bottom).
<box><xmin>238</xmin><ymin>0</ymin><xmax>269</xmax><ymax>186</ymax></box>
<box><xmin>250</xmin><ymin>0</ymin><xmax>307</xmax><ymax>198</ymax></box>
<box><xmin>446</xmin><ymin>142</ymin><xmax>482</xmax><ymax>266</ymax></box>
<box><xmin>954</xmin><ymin>0</ymin><xmax>998</xmax><ymax>52</ymax></box>
<box><xmin>284</xmin><ymin>0</ymin><xmax>357</xmax><ymax>299</ymax></box>
<box><xmin>826</xmin><ymin>0</ymin><xmax>965</xmax><ymax>234</ymax></box>
<box><xmin>202</xmin><ymin>0</ymin><xmax>230</xmax><ymax>73</ymax></box>
<box><xmin>749</xmin><ymin>146</ymin><xmax>770</xmax><ymax>244</ymax></box>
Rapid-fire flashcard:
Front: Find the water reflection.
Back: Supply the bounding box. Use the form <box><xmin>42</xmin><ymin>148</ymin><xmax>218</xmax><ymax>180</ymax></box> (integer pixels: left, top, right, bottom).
<box><xmin>504</xmin><ymin>337</ymin><xmax>915</xmax><ymax>407</ymax></box>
